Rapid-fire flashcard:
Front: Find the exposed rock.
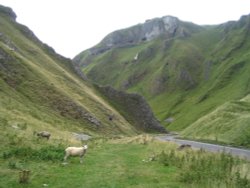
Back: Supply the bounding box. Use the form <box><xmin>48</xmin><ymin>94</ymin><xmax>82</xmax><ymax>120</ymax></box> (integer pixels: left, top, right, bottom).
<box><xmin>165</xmin><ymin>117</ymin><xmax>174</xmax><ymax>123</ymax></box>
<box><xmin>83</xmin><ymin>16</ymin><xmax>204</xmax><ymax>55</ymax></box>
<box><xmin>88</xmin><ymin>16</ymin><xmax>180</xmax><ymax>55</ymax></box>
<box><xmin>222</xmin><ymin>13</ymin><xmax>250</xmax><ymax>33</ymax></box>
<box><xmin>81</xmin><ymin>16</ymin><xmax>204</xmax><ymax>57</ymax></box>
<box><xmin>72</xmin><ymin>133</ymin><xmax>91</xmax><ymax>141</ymax></box>
<box><xmin>96</xmin><ymin>85</ymin><xmax>167</xmax><ymax>133</ymax></box>
<box><xmin>0</xmin><ymin>5</ymin><xmax>16</xmax><ymax>21</ymax></box>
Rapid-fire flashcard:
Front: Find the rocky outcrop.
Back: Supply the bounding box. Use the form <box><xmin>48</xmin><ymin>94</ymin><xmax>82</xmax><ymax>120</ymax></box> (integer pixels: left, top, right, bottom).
<box><xmin>96</xmin><ymin>85</ymin><xmax>167</xmax><ymax>133</ymax></box>
<box><xmin>86</xmin><ymin>16</ymin><xmax>201</xmax><ymax>56</ymax></box>
<box><xmin>0</xmin><ymin>5</ymin><xmax>16</xmax><ymax>21</ymax></box>
<box><xmin>222</xmin><ymin>13</ymin><xmax>250</xmax><ymax>33</ymax></box>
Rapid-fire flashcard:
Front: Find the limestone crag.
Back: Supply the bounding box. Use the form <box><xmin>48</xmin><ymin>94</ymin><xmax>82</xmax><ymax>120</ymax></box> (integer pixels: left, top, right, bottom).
<box><xmin>0</xmin><ymin>5</ymin><xmax>16</xmax><ymax>21</ymax></box>
<box><xmin>88</xmin><ymin>16</ymin><xmax>196</xmax><ymax>55</ymax></box>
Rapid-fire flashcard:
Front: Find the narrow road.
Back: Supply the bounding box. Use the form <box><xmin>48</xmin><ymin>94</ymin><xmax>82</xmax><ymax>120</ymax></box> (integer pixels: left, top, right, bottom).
<box><xmin>156</xmin><ymin>134</ymin><xmax>250</xmax><ymax>160</ymax></box>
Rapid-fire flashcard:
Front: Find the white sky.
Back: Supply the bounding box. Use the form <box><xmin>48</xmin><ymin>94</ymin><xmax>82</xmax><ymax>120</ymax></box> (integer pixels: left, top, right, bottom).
<box><xmin>0</xmin><ymin>0</ymin><xmax>250</xmax><ymax>58</ymax></box>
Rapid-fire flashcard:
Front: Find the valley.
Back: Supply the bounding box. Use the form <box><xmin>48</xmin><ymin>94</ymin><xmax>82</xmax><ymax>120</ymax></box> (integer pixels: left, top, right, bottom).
<box><xmin>74</xmin><ymin>13</ymin><xmax>250</xmax><ymax>148</ymax></box>
<box><xmin>0</xmin><ymin>4</ymin><xmax>250</xmax><ymax>188</ymax></box>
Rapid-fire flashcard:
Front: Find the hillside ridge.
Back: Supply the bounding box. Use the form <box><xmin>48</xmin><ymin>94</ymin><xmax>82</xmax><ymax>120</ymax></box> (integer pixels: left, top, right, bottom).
<box><xmin>73</xmin><ymin>12</ymin><xmax>250</xmax><ymax>147</ymax></box>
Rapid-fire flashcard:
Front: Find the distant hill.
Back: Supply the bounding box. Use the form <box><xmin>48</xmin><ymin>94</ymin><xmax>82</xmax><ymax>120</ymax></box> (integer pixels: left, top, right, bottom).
<box><xmin>0</xmin><ymin>4</ymin><xmax>166</xmax><ymax>144</ymax></box>
<box><xmin>74</xmin><ymin>13</ymin><xmax>250</xmax><ymax>147</ymax></box>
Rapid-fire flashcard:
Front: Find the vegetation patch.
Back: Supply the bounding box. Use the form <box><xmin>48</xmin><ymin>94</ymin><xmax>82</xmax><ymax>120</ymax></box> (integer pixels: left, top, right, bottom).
<box><xmin>1</xmin><ymin>136</ymin><xmax>249</xmax><ymax>188</ymax></box>
<box><xmin>158</xmin><ymin>148</ymin><xmax>250</xmax><ymax>187</ymax></box>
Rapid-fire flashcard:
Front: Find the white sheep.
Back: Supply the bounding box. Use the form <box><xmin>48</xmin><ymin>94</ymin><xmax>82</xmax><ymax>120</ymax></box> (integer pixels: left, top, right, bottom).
<box><xmin>64</xmin><ymin>145</ymin><xmax>88</xmax><ymax>163</ymax></box>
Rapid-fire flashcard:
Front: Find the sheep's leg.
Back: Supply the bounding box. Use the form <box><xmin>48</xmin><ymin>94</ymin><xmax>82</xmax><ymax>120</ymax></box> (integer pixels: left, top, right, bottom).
<box><xmin>80</xmin><ymin>157</ymin><xmax>83</xmax><ymax>163</ymax></box>
<box><xmin>80</xmin><ymin>150</ymin><xmax>86</xmax><ymax>163</ymax></box>
<box><xmin>64</xmin><ymin>154</ymin><xmax>68</xmax><ymax>162</ymax></box>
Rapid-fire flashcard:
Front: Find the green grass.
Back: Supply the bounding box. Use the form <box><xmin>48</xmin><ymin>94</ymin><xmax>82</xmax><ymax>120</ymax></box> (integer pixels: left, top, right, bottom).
<box><xmin>1</xmin><ymin>135</ymin><xmax>249</xmax><ymax>188</ymax></box>
<box><xmin>181</xmin><ymin>95</ymin><xmax>250</xmax><ymax>148</ymax></box>
<box><xmin>0</xmin><ymin>136</ymin><xmax>178</xmax><ymax>188</ymax></box>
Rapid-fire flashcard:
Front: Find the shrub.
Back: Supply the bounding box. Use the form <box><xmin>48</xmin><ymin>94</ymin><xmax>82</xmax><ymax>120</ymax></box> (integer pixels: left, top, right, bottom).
<box><xmin>158</xmin><ymin>149</ymin><xmax>250</xmax><ymax>187</ymax></box>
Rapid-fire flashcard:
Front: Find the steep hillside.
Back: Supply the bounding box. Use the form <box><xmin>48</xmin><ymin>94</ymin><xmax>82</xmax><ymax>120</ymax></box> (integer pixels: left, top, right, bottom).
<box><xmin>74</xmin><ymin>16</ymin><xmax>206</xmax><ymax>93</ymax></box>
<box><xmin>0</xmin><ymin>4</ymin><xmax>166</xmax><ymax>145</ymax></box>
<box><xmin>182</xmin><ymin>95</ymin><xmax>250</xmax><ymax>147</ymax></box>
<box><xmin>74</xmin><ymin>14</ymin><xmax>250</xmax><ymax>146</ymax></box>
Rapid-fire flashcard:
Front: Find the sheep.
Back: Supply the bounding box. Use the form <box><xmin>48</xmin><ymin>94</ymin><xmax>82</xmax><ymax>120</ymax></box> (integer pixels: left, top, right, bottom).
<box><xmin>35</xmin><ymin>131</ymin><xmax>51</xmax><ymax>140</ymax></box>
<box><xmin>64</xmin><ymin>145</ymin><xmax>88</xmax><ymax>163</ymax></box>
<box><xmin>177</xmin><ymin>144</ymin><xmax>191</xmax><ymax>150</ymax></box>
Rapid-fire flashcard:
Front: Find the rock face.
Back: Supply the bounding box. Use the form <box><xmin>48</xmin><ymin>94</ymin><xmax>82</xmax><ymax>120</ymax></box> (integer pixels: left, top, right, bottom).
<box><xmin>104</xmin><ymin>16</ymin><xmax>179</xmax><ymax>44</ymax></box>
<box><xmin>0</xmin><ymin>5</ymin><xmax>16</xmax><ymax>21</ymax></box>
<box><xmin>88</xmin><ymin>16</ymin><xmax>199</xmax><ymax>56</ymax></box>
<box><xmin>97</xmin><ymin>85</ymin><xmax>167</xmax><ymax>133</ymax></box>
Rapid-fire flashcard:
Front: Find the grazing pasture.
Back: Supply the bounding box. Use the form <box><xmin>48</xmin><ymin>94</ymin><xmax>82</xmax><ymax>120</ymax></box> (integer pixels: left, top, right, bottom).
<box><xmin>0</xmin><ymin>135</ymin><xmax>249</xmax><ymax>188</ymax></box>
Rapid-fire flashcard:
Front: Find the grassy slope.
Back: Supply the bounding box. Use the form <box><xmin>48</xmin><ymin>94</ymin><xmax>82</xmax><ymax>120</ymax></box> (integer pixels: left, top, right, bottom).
<box><xmin>77</xmin><ymin>16</ymin><xmax>250</xmax><ymax>147</ymax></box>
<box><xmin>181</xmin><ymin>95</ymin><xmax>250</xmax><ymax>147</ymax></box>
<box><xmin>179</xmin><ymin>20</ymin><xmax>250</xmax><ymax>146</ymax></box>
<box><xmin>151</xmin><ymin>21</ymin><xmax>250</xmax><ymax>133</ymax></box>
<box><xmin>0</xmin><ymin>8</ymin><xmax>137</xmax><ymax>141</ymax></box>
<box><xmin>80</xmin><ymin>26</ymin><xmax>224</xmax><ymax>122</ymax></box>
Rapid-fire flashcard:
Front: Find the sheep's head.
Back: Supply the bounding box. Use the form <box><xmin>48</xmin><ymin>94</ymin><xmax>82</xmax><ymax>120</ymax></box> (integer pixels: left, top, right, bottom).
<box><xmin>83</xmin><ymin>145</ymin><xmax>88</xmax><ymax>150</ymax></box>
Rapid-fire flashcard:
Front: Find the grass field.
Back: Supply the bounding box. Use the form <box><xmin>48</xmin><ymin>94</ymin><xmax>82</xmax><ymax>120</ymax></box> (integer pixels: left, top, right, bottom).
<box><xmin>1</xmin><ymin>135</ymin><xmax>249</xmax><ymax>188</ymax></box>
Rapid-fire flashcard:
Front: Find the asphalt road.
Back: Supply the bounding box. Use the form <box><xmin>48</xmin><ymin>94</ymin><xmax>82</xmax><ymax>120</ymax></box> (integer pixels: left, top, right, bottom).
<box><xmin>156</xmin><ymin>134</ymin><xmax>250</xmax><ymax>160</ymax></box>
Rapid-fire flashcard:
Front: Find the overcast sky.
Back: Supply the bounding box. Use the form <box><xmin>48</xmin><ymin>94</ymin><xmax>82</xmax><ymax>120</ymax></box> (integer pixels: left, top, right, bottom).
<box><xmin>0</xmin><ymin>0</ymin><xmax>250</xmax><ymax>58</ymax></box>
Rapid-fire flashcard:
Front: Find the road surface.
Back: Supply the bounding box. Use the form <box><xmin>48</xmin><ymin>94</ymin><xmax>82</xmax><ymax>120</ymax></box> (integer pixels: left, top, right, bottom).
<box><xmin>156</xmin><ymin>134</ymin><xmax>250</xmax><ymax>160</ymax></box>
